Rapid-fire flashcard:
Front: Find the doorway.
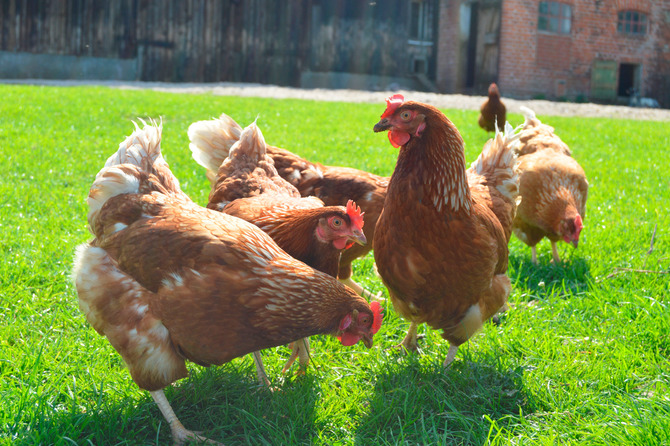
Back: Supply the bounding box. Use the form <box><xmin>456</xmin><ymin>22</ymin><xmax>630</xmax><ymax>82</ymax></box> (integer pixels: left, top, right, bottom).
<box><xmin>618</xmin><ymin>63</ymin><xmax>640</xmax><ymax>96</ymax></box>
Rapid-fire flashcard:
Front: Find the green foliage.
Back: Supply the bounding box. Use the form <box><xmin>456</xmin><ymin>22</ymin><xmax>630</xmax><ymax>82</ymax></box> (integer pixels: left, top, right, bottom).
<box><xmin>1</xmin><ymin>85</ymin><xmax>668</xmax><ymax>445</ymax></box>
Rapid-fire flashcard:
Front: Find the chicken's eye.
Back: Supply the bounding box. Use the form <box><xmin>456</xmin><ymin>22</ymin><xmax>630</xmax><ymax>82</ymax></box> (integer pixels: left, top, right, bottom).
<box><xmin>331</xmin><ymin>218</ymin><xmax>342</xmax><ymax>227</ymax></box>
<box><xmin>400</xmin><ymin>111</ymin><xmax>412</xmax><ymax>121</ymax></box>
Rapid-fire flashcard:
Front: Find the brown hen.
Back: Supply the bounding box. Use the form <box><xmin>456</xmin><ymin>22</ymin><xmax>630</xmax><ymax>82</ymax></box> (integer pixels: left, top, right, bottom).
<box><xmin>203</xmin><ymin>120</ymin><xmax>368</xmax><ymax>378</ymax></box>
<box><xmin>189</xmin><ymin>113</ymin><xmax>388</xmax><ymax>300</ymax></box>
<box><xmin>513</xmin><ymin>107</ymin><xmax>588</xmax><ymax>264</ymax></box>
<box><xmin>73</xmin><ymin>121</ymin><xmax>381</xmax><ymax>445</ymax></box>
<box><xmin>478</xmin><ymin>83</ymin><xmax>507</xmax><ymax>132</ymax></box>
<box><xmin>372</xmin><ymin>94</ymin><xmax>520</xmax><ymax>366</ymax></box>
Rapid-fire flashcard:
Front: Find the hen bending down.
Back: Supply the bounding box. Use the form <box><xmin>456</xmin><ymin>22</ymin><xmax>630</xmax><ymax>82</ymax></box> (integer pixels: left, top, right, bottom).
<box><xmin>372</xmin><ymin>95</ymin><xmax>520</xmax><ymax>366</ymax></box>
<box><xmin>73</xmin><ymin>120</ymin><xmax>381</xmax><ymax>445</ymax></box>
<box><xmin>189</xmin><ymin>113</ymin><xmax>388</xmax><ymax>300</ymax></box>
<box><xmin>513</xmin><ymin>107</ymin><xmax>588</xmax><ymax>264</ymax></box>
<box><xmin>203</xmin><ymin>119</ymin><xmax>368</xmax><ymax>378</ymax></box>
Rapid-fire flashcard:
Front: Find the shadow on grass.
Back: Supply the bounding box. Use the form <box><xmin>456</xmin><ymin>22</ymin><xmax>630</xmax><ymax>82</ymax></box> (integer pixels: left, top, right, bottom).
<box><xmin>42</xmin><ymin>359</ymin><xmax>321</xmax><ymax>446</ymax></box>
<box><xmin>509</xmin><ymin>252</ymin><xmax>593</xmax><ymax>299</ymax></box>
<box><xmin>354</xmin><ymin>352</ymin><xmax>530</xmax><ymax>445</ymax></box>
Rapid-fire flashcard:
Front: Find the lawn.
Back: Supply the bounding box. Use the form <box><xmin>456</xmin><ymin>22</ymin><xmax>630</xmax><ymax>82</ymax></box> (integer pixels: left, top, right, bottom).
<box><xmin>1</xmin><ymin>84</ymin><xmax>668</xmax><ymax>445</ymax></box>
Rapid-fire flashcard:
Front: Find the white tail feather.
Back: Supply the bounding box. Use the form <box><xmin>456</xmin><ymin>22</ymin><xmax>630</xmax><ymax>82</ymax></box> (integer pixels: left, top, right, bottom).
<box><xmin>87</xmin><ymin>166</ymin><xmax>141</xmax><ymax>230</ymax></box>
<box><xmin>469</xmin><ymin>121</ymin><xmax>521</xmax><ymax>203</ymax></box>
<box><xmin>519</xmin><ymin>106</ymin><xmax>542</xmax><ymax>129</ymax></box>
<box><xmin>188</xmin><ymin>113</ymin><xmax>242</xmax><ymax>172</ymax></box>
<box><xmin>87</xmin><ymin>119</ymin><xmax>181</xmax><ymax>232</ymax></box>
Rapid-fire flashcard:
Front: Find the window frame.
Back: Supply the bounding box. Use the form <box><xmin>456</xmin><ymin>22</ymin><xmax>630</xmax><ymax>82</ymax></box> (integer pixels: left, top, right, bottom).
<box><xmin>617</xmin><ymin>10</ymin><xmax>648</xmax><ymax>36</ymax></box>
<box><xmin>408</xmin><ymin>0</ymin><xmax>434</xmax><ymax>44</ymax></box>
<box><xmin>537</xmin><ymin>1</ymin><xmax>572</xmax><ymax>35</ymax></box>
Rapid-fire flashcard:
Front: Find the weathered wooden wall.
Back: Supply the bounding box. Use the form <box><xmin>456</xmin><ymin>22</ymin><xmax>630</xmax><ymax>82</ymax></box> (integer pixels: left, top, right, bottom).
<box><xmin>0</xmin><ymin>0</ymin><xmax>438</xmax><ymax>86</ymax></box>
<box><xmin>134</xmin><ymin>0</ymin><xmax>312</xmax><ymax>83</ymax></box>
<box><xmin>310</xmin><ymin>0</ymin><xmax>411</xmax><ymax>76</ymax></box>
<box><xmin>0</xmin><ymin>0</ymin><xmax>136</xmax><ymax>57</ymax></box>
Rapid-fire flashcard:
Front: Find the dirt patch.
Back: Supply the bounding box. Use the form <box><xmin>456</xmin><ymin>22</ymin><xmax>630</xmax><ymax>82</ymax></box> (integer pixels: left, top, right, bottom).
<box><xmin>7</xmin><ymin>79</ymin><xmax>670</xmax><ymax>121</ymax></box>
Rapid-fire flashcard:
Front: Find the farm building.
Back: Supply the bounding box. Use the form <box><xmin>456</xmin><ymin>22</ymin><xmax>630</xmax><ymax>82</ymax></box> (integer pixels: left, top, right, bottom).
<box><xmin>438</xmin><ymin>0</ymin><xmax>670</xmax><ymax>107</ymax></box>
<box><xmin>1</xmin><ymin>0</ymin><xmax>669</xmax><ymax>106</ymax></box>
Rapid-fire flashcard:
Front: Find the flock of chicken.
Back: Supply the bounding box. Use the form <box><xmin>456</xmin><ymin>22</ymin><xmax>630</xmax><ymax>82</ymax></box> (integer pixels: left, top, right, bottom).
<box><xmin>73</xmin><ymin>87</ymin><xmax>588</xmax><ymax>444</ymax></box>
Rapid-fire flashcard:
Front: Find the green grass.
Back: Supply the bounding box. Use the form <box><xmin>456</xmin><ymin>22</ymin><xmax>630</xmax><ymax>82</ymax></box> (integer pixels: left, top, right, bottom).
<box><xmin>1</xmin><ymin>84</ymin><xmax>668</xmax><ymax>445</ymax></box>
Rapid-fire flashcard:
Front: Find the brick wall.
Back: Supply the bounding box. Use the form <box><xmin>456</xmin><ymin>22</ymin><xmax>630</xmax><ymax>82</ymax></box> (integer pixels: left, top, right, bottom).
<box><xmin>498</xmin><ymin>0</ymin><xmax>670</xmax><ymax>103</ymax></box>
<box><xmin>436</xmin><ymin>0</ymin><xmax>462</xmax><ymax>92</ymax></box>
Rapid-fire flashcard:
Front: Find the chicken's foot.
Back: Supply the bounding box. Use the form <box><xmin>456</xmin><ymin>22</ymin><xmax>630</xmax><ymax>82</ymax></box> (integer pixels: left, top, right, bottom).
<box><xmin>281</xmin><ymin>337</ymin><xmax>310</xmax><ymax>375</ymax></box>
<box><xmin>339</xmin><ymin>277</ymin><xmax>385</xmax><ymax>302</ymax></box>
<box><xmin>150</xmin><ymin>389</ymin><xmax>223</xmax><ymax>446</ymax></box>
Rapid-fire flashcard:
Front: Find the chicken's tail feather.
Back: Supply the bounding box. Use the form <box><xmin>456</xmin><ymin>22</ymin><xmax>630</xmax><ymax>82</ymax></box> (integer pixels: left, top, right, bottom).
<box><xmin>519</xmin><ymin>106</ymin><xmax>542</xmax><ymax>129</ymax></box>
<box><xmin>188</xmin><ymin>113</ymin><xmax>242</xmax><ymax>174</ymax></box>
<box><xmin>87</xmin><ymin>120</ymin><xmax>184</xmax><ymax>231</ymax></box>
<box><xmin>469</xmin><ymin>121</ymin><xmax>521</xmax><ymax>204</ymax></box>
<box><xmin>228</xmin><ymin>119</ymin><xmax>266</xmax><ymax>163</ymax></box>
<box><xmin>104</xmin><ymin>119</ymin><xmax>183</xmax><ymax>195</ymax></box>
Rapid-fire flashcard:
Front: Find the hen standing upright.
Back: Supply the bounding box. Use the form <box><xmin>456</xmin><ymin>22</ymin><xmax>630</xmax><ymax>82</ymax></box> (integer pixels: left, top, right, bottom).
<box><xmin>513</xmin><ymin>107</ymin><xmax>588</xmax><ymax>264</ymax></box>
<box><xmin>201</xmin><ymin>120</ymin><xmax>370</xmax><ymax>377</ymax></box>
<box><xmin>189</xmin><ymin>114</ymin><xmax>388</xmax><ymax>300</ymax></box>
<box><xmin>73</xmin><ymin>121</ymin><xmax>381</xmax><ymax>445</ymax></box>
<box><xmin>372</xmin><ymin>94</ymin><xmax>520</xmax><ymax>366</ymax></box>
<box><xmin>478</xmin><ymin>83</ymin><xmax>507</xmax><ymax>132</ymax></box>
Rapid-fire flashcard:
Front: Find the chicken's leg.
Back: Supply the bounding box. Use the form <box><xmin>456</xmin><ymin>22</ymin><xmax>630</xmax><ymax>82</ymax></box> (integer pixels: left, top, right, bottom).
<box><xmin>399</xmin><ymin>321</ymin><xmax>419</xmax><ymax>352</ymax></box>
<box><xmin>443</xmin><ymin>345</ymin><xmax>459</xmax><ymax>367</ymax></box>
<box><xmin>281</xmin><ymin>337</ymin><xmax>310</xmax><ymax>375</ymax></box>
<box><xmin>550</xmin><ymin>241</ymin><xmax>561</xmax><ymax>263</ymax></box>
<box><xmin>531</xmin><ymin>246</ymin><xmax>538</xmax><ymax>264</ymax></box>
<box><xmin>150</xmin><ymin>389</ymin><xmax>222</xmax><ymax>446</ymax></box>
<box><xmin>339</xmin><ymin>277</ymin><xmax>385</xmax><ymax>302</ymax></box>
<box><xmin>252</xmin><ymin>351</ymin><xmax>271</xmax><ymax>387</ymax></box>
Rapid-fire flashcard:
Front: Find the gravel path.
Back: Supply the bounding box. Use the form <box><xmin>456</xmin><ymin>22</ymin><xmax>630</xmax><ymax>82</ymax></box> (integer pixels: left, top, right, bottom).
<box><xmin>6</xmin><ymin>79</ymin><xmax>670</xmax><ymax>121</ymax></box>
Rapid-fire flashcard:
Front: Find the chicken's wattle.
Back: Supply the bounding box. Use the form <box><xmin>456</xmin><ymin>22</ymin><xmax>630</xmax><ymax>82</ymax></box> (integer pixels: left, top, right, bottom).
<box><xmin>333</xmin><ymin>238</ymin><xmax>348</xmax><ymax>250</ymax></box>
<box><xmin>389</xmin><ymin>130</ymin><xmax>410</xmax><ymax>148</ymax></box>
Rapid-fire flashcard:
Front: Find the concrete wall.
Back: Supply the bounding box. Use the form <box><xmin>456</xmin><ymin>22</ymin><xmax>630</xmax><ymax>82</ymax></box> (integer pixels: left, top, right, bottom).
<box><xmin>0</xmin><ymin>51</ymin><xmax>137</xmax><ymax>81</ymax></box>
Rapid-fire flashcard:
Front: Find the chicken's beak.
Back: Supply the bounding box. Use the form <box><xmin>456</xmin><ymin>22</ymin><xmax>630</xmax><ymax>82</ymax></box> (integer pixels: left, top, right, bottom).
<box><xmin>362</xmin><ymin>334</ymin><xmax>374</xmax><ymax>348</ymax></box>
<box><xmin>351</xmin><ymin>229</ymin><xmax>367</xmax><ymax>246</ymax></box>
<box><xmin>374</xmin><ymin>118</ymin><xmax>391</xmax><ymax>132</ymax></box>
<box><xmin>571</xmin><ymin>239</ymin><xmax>579</xmax><ymax>248</ymax></box>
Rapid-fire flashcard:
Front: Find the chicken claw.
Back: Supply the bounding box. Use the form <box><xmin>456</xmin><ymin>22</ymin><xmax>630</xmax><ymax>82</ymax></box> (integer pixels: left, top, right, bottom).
<box><xmin>150</xmin><ymin>390</ymin><xmax>223</xmax><ymax>446</ymax></box>
<box><xmin>281</xmin><ymin>338</ymin><xmax>310</xmax><ymax>375</ymax></box>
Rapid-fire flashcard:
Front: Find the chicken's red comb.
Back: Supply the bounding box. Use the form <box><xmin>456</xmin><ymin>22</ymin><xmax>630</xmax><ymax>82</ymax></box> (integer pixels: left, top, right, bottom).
<box><xmin>381</xmin><ymin>94</ymin><xmax>405</xmax><ymax>119</ymax></box>
<box><xmin>370</xmin><ymin>301</ymin><xmax>383</xmax><ymax>334</ymax></box>
<box><xmin>346</xmin><ymin>200</ymin><xmax>365</xmax><ymax>230</ymax></box>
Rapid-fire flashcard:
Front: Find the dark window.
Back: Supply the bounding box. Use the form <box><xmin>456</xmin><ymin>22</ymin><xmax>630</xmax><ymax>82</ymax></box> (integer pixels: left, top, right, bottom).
<box><xmin>618</xmin><ymin>10</ymin><xmax>647</xmax><ymax>35</ymax></box>
<box><xmin>409</xmin><ymin>0</ymin><xmax>433</xmax><ymax>42</ymax></box>
<box><xmin>538</xmin><ymin>1</ymin><xmax>571</xmax><ymax>35</ymax></box>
